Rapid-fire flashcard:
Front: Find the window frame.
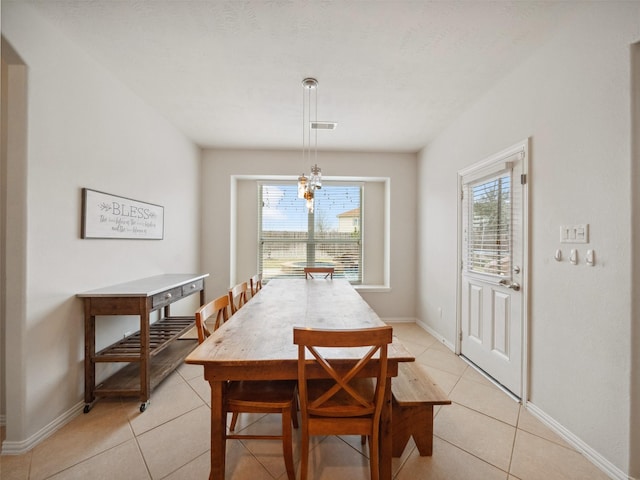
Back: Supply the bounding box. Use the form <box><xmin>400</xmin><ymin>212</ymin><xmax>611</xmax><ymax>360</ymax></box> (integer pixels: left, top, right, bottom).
<box><xmin>230</xmin><ymin>174</ymin><xmax>391</xmax><ymax>291</ymax></box>
<box><xmin>257</xmin><ymin>180</ymin><xmax>364</xmax><ymax>284</ymax></box>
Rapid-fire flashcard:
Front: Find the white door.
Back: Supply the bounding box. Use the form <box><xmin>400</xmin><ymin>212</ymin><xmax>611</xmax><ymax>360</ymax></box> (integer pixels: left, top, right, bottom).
<box><xmin>458</xmin><ymin>140</ymin><xmax>528</xmax><ymax>397</ymax></box>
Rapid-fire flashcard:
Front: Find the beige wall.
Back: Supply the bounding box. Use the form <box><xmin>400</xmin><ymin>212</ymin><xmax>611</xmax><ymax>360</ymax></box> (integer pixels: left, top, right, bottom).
<box><xmin>1</xmin><ymin>3</ymin><xmax>202</xmax><ymax>450</ymax></box>
<box><xmin>200</xmin><ymin>149</ymin><xmax>417</xmax><ymax>321</ymax></box>
<box><xmin>417</xmin><ymin>3</ymin><xmax>639</xmax><ymax>477</ymax></box>
<box><xmin>1</xmin><ymin>37</ymin><xmax>28</xmax><ymax>437</ymax></box>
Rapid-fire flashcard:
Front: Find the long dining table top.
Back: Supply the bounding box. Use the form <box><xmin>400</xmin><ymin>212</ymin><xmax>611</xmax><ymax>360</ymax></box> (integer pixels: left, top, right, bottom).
<box><xmin>185</xmin><ymin>278</ymin><xmax>414</xmax><ymax>372</ymax></box>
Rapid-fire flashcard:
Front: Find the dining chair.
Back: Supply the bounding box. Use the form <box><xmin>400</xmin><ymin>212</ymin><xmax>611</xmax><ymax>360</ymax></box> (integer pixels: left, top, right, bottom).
<box><xmin>293</xmin><ymin>325</ymin><xmax>393</xmax><ymax>480</ymax></box>
<box><xmin>249</xmin><ymin>273</ymin><xmax>262</xmax><ymax>297</ymax></box>
<box><xmin>194</xmin><ymin>294</ymin><xmax>230</xmax><ymax>344</ymax></box>
<box><xmin>195</xmin><ymin>294</ymin><xmax>299</xmax><ymax>480</ymax></box>
<box><xmin>303</xmin><ymin>266</ymin><xmax>334</xmax><ymax>279</ymax></box>
<box><xmin>228</xmin><ymin>281</ymin><xmax>248</xmax><ymax>314</ymax></box>
<box><xmin>195</xmin><ymin>294</ymin><xmax>241</xmax><ymax>429</ymax></box>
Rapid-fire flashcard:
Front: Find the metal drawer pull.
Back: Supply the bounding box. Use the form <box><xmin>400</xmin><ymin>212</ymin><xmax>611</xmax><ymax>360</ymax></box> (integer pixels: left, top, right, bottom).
<box><xmin>165</xmin><ymin>292</ymin><xmax>172</xmax><ymax>299</ymax></box>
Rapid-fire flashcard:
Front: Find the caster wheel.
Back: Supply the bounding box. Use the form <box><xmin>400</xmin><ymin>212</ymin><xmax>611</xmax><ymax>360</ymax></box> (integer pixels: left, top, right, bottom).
<box><xmin>140</xmin><ymin>402</ymin><xmax>148</xmax><ymax>413</ymax></box>
<box><xmin>83</xmin><ymin>404</ymin><xmax>91</xmax><ymax>414</ymax></box>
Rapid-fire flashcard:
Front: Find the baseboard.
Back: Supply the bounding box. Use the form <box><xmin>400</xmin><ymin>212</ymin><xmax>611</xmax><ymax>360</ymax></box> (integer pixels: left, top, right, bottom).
<box><xmin>415</xmin><ymin>319</ymin><xmax>456</xmax><ymax>352</ymax></box>
<box><xmin>1</xmin><ymin>401</ymin><xmax>83</xmax><ymax>455</ymax></box>
<box><xmin>381</xmin><ymin>317</ymin><xmax>456</xmax><ymax>352</ymax></box>
<box><xmin>380</xmin><ymin>317</ymin><xmax>417</xmax><ymax>324</ymax></box>
<box><xmin>525</xmin><ymin>402</ymin><xmax>632</xmax><ymax>480</ymax></box>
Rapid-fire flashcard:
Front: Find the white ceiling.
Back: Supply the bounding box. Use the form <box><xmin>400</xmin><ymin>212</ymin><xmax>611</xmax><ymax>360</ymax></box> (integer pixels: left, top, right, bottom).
<box><xmin>23</xmin><ymin>0</ymin><xmax>580</xmax><ymax>153</ymax></box>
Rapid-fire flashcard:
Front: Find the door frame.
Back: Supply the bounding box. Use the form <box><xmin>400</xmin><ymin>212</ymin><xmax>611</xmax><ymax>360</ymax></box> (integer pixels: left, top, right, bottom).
<box><xmin>456</xmin><ymin>138</ymin><xmax>530</xmax><ymax>402</ymax></box>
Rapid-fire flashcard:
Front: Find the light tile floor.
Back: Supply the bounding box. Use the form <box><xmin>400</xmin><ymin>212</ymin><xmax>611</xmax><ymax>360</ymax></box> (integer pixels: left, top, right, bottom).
<box><xmin>1</xmin><ymin>323</ymin><xmax>610</xmax><ymax>479</ymax></box>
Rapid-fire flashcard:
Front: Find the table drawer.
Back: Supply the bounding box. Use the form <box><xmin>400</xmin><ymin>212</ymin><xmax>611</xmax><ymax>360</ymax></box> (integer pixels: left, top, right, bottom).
<box><xmin>152</xmin><ymin>287</ymin><xmax>183</xmax><ymax>308</ymax></box>
<box><xmin>182</xmin><ymin>279</ymin><xmax>204</xmax><ymax>296</ymax></box>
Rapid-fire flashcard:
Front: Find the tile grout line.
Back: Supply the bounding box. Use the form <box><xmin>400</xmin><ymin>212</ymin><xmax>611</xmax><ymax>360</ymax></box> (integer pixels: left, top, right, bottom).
<box><xmin>432</xmin><ymin>433</ymin><xmax>511</xmax><ymax>478</ymax></box>
<box><xmin>506</xmin><ymin>404</ymin><xmax>522</xmax><ymax>478</ymax></box>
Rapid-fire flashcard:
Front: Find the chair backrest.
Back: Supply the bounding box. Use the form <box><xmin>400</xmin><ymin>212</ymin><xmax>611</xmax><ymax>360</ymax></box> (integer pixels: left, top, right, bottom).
<box><xmin>293</xmin><ymin>326</ymin><xmax>392</xmax><ymax>418</ymax></box>
<box><xmin>250</xmin><ymin>273</ymin><xmax>263</xmax><ymax>297</ymax></box>
<box><xmin>228</xmin><ymin>281</ymin><xmax>249</xmax><ymax>314</ymax></box>
<box><xmin>303</xmin><ymin>267</ymin><xmax>334</xmax><ymax>279</ymax></box>
<box><xmin>194</xmin><ymin>294</ymin><xmax>230</xmax><ymax>344</ymax></box>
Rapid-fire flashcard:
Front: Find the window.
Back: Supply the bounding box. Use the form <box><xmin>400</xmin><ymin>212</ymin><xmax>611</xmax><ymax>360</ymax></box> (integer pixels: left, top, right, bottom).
<box><xmin>258</xmin><ymin>182</ymin><xmax>362</xmax><ymax>283</ymax></box>
<box><xmin>464</xmin><ymin>172</ymin><xmax>512</xmax><ymax>277</ymax></box>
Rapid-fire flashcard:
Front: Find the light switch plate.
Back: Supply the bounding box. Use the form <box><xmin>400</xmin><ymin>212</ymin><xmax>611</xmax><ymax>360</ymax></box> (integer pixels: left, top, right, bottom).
<box><xmin>560</xmin><ymin>224</ymin><xmax>589</xmax><ymax>243</ymax></box>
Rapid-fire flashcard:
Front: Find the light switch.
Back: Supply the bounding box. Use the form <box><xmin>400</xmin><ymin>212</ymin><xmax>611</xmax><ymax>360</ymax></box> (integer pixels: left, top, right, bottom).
<box><xmin>560</xmin><ymin>224</ymin><xmax>589</xmax><ymax>244</ymax></box>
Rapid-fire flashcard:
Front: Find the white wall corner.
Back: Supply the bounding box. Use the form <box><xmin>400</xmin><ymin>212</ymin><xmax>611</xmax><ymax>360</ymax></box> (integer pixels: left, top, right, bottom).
<box><xmin>1</xmin><ymin>402</ymin><xmax>83</xmax><ymax>455</ymax></box>
<box><xmin>416</xmin><ymin>319</ymin><xmax>456</xmax><ymax>352</ymax></box>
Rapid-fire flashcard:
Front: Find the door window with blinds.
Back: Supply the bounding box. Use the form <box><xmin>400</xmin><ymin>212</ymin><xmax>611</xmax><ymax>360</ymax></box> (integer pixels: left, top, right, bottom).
<box><xmin>463</xmin><ymin>167</ymin><xmax>512</xmax><ymax>278</ymax></box>
<box><xmin>258</xmin><ymin>182</ymin><xmax>362</xmax><ymax>283</ymax></box>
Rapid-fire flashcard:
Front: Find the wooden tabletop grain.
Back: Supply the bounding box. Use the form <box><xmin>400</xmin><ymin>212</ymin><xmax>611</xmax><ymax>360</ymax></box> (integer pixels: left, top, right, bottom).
<box><xmin>185</xmin><ymin>278</ymin><xmax>413</xmax><ymax>370</ymax></box>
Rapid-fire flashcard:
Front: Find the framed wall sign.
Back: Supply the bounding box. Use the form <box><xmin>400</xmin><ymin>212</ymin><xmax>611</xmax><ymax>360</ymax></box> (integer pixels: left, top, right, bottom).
<box><xmin>81</xmin><ymin>188</ymin><xmax>164</xmax><ymax>240</ymax></box>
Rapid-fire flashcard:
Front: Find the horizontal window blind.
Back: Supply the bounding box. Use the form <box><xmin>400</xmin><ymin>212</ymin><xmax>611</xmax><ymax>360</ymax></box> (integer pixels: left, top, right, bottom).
<box><xmin>259</xmin><ymin>182</ymin><xmax>362</xmax><ymax>283</ymax></box>
<box><xmin>464</xmin><ymin>172</ymin><xmax>512</xmax><ymax>277</ymax></box>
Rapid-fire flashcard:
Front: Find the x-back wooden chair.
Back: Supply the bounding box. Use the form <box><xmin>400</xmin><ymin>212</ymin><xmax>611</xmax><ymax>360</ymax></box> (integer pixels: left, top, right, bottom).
<box><xmin>293</xmin><ymin>325</ymin><xmax>393</xmax><ymax>480</ymax></box>
<box><xmin>249</xmin><ymin>273</ymin><xmax>263</xmax><ymax>297</ymax></box>
<box><xmin>228</xmin><ymin>281</ymin><xmax>248</xmax><ymax>314</ymax></box>
<box><xmin>303</xmin><ymin>266</ymin><xmax>334</xmax><ymax>279</ymax></box>
<box><xmin>194</xmin><ymin>294</ymin><xmax>229</xmax><ymax>344</ymax></box>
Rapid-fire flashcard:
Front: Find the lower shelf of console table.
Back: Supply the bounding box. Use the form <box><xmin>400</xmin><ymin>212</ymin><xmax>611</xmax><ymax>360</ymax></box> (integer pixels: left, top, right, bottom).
<box><xmin>91</xmin><ymin>337</ymin><xmax>198</xmax><ymax>411</ymax></box>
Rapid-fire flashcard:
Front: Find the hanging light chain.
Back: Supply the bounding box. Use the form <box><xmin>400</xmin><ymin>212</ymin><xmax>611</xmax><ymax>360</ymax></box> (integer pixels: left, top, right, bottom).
<box><xmin>298</xmin><ymin>77</ymin><xmax>321</xmax><ymax>212</ymax></box>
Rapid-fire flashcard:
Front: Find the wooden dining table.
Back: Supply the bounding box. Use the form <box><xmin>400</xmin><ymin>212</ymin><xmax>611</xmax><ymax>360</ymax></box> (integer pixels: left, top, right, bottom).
<box><xmin>185</xmin><ymin>278</ymin><xmax>414</xmax><ymax>480</ymax></box>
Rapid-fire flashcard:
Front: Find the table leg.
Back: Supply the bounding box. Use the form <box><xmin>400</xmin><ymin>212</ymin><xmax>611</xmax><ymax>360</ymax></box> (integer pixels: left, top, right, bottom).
<box><xmin>209</xmin><ymin>380</ymin><xmax>226</xmax><ymax>480</ymax></box>
<box><xmin>379</xmin><ymin>379</ymin><xmax>392</xmax><ymax>480</ymax></box>
<box><xmin>83</xmin><ymin>303</ymin><xmax>95</xmax><ymax>408</ymax></box>
<box><xmin>140</xmin><ymin>298</ymin><xmax>150</xmax><ymax>405</ymax></box>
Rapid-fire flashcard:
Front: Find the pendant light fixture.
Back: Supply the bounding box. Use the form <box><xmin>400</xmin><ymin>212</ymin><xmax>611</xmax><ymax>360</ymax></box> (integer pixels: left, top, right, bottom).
<box><xmin>298</xmin><ymin>77</ymin><xmax>322</xmax><ymax>213</ymax></box>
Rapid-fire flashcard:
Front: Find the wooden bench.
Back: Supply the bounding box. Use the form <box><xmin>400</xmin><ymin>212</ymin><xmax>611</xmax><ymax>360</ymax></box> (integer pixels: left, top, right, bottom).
<box><xmin>392</xmin><ymin>361</ymin><xmax>451</xmax><ymax>457</ymax></box>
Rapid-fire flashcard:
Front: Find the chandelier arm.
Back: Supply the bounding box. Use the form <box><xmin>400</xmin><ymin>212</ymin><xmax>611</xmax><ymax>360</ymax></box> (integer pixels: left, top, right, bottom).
<box><xmin>314</xmin><ymin>82</ymin><xmax>318</xmax><ymax>166</ymax></box>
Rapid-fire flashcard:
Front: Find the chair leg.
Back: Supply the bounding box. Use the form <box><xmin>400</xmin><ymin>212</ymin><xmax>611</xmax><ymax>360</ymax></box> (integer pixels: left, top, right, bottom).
<box><xmin>300</xmin><ymin>424</ymin><xmax>309</xmax><ymax>480</ymax></box>
<box><xmin>230</xmin><ymin>412</ymin><xmax>239</xmax><ymax>431</ymax></box>
<box><xmin>369</xmin><ymin>432</ymin><xmax>380</xmax><ymax>480</ymax></box>
<box><xmin>281</xmin><ymin>407</ymin><xmax>296</xmax><ymax>480</ymax></box>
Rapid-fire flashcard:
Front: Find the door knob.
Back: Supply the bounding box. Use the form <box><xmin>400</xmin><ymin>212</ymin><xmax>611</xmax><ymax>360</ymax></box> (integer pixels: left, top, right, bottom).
<box><xmin>499</xmin><ymin>279</ymin><xmax>521</xmax><ymax>291</ymax></box>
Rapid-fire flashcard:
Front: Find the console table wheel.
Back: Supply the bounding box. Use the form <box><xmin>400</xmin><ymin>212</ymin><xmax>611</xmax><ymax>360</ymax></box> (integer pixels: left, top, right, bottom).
<box><xmin>140</xmin><ymin>401</ymin><xmax>150</xmax><ymax>413</ymax></box>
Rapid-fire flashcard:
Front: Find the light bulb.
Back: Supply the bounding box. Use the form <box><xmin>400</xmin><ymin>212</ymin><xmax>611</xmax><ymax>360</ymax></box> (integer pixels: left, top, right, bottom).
<box><xmin>297</xmin><ymin>174</ymin><xmax>307</xmax><ymax>199</ymax></box>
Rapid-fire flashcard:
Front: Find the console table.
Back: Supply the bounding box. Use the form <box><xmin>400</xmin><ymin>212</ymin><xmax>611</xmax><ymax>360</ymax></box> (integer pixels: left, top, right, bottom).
<box><xmin>78</xmin><ymin>273</ymin><xmax>209</xmax><ymax>413</ymax></box>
